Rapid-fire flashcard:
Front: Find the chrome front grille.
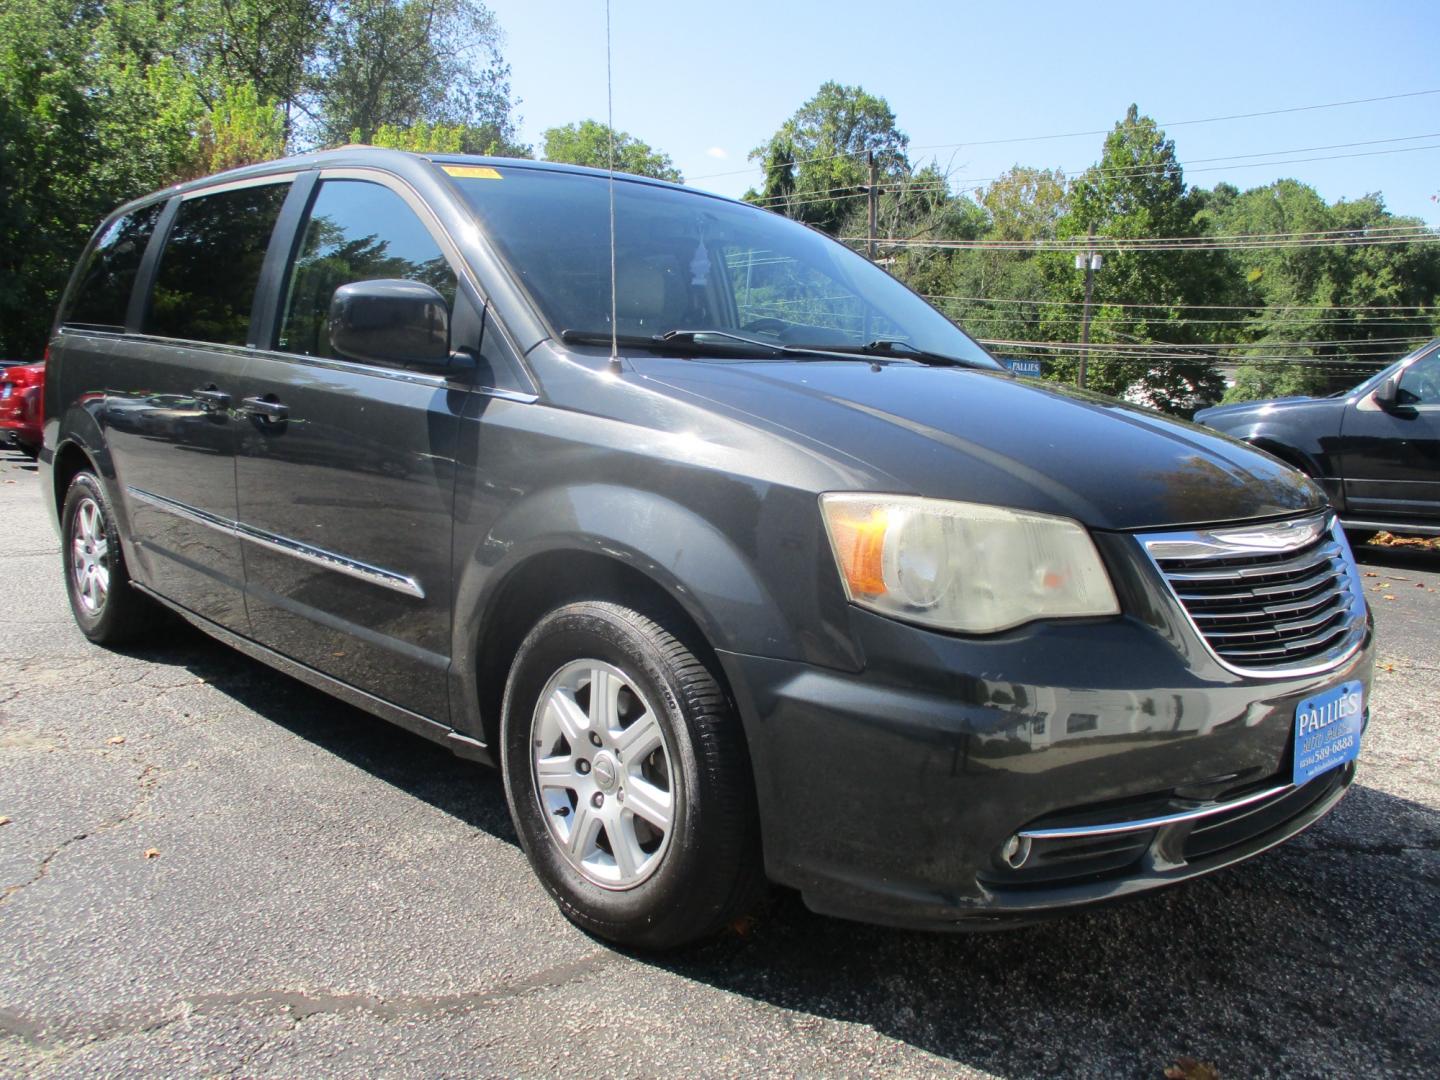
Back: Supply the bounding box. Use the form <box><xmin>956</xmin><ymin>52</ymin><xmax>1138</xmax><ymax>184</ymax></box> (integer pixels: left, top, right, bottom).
<box><xmin>1142</xmin><ymin>513</ymin><xmax>1367</xmax><ymax>675</ymax></box>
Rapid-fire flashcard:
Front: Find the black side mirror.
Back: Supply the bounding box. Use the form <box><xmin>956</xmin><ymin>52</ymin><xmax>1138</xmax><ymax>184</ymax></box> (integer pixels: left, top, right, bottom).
<box><xmin>329</xmin><ymin>279</ymin><xmax>450</xmax><ymax>369</ymax></box>
<box><xmin>1372</xmin><ymin>375</ymin><xmax>1400</xmax><ymax>410</ymax></box>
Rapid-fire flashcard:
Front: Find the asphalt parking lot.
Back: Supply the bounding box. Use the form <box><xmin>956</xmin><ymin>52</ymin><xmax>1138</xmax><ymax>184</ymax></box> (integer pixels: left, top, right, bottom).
<box><xmin>1</xmin><ymin>446</ymin><xmax>1437</xmax><ymax>1079</ymax></box>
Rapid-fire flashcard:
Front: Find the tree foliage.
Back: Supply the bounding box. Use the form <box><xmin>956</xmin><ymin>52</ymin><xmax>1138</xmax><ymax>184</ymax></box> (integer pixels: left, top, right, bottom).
<box><xmin>746</xmin><ymin>81</ymin><xmax>909</xmax><ymax>234</ymax></box>
<box><xmin>541</xmin><ymin>120</ymin><xmax>682</xmax><ymax>181</ymax></box>
<box><xmin>0</xmin><ymin>0</ymin><xmax>526</xmax><ymax>358</ymax></box>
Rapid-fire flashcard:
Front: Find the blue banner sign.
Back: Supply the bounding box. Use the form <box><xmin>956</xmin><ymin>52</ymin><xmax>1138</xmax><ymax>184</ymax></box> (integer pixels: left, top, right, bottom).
<box><xmin>999</xmin><ymin>357</ymin><xmax>1043</xmax><ymax>377</ymax></box>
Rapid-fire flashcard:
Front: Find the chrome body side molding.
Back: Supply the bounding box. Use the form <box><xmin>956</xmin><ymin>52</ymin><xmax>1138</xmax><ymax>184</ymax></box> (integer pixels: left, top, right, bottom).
<box><xmin>126</xmin><ymin>486</ymin><xmax>425</xmax><ymax>599</ymax></box>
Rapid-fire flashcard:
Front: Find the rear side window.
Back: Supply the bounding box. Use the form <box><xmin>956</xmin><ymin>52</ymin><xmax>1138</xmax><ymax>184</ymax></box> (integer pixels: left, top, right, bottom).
<box><xmin>64</xmin><ymin>202</ymin><xmax>165</xmax><ymax>331</ymax></box>
<box><xmin>146</xmin><ymin>182</ymin><xmax>290</xmax><ymax>346</ymax></box>
<box><xmin>277</xmin><ymin>179</ymin><xmax>457</xmax><ymax>361</ymax></box>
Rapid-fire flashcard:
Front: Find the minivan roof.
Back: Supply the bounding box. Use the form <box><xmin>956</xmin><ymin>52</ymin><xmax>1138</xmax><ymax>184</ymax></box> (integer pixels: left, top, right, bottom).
<box><xmin>108</xmin><ymin>146</ymin><xmax>739</xmax><ymax>222</ymax></box>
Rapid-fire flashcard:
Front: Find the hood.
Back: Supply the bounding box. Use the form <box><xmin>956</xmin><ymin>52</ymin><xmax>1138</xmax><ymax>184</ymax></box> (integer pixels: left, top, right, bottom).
<box><xmin>1193</xmin><ymin>395</ymin><xmax>1332</xmax><ymax>427</ymax></box>
<box><xmin>639</xmin><ymin>359</ymin><xmax>1325</xmax><ymax>531</ymax></box>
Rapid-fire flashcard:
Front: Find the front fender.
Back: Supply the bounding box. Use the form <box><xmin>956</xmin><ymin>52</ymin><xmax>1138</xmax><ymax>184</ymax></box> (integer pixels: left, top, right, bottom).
<box><xmin>455</xmin><ymin>482</ymin><xmax>801</xmax><ymax>664</ymax></box>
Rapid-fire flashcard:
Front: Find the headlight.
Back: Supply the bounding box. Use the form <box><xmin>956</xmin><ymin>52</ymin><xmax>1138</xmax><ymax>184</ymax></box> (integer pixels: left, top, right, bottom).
<box><xmin>820</xmin><ymin>493</ymin><xmax>1119</xmax><ymax>633</ymax></box>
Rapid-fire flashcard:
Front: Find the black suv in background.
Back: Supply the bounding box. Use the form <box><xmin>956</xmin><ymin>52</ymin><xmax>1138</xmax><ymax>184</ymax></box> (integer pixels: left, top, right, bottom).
<box><xmin>1196</xmin><ymin>339</ymin><xmax>1440</xmax><ymax>541</ymax></box>
<box><xmin>41</xmin><ymin>149</ymin><xmax>1373</xmax><ymax>948</ymax></box>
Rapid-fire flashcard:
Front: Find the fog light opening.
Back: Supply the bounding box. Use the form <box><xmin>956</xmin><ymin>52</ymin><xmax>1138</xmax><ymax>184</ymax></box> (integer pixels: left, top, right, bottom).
<box><xmin>1001</xmin><ymin>834</ymin><xmax>1032</xmax><ymax>870</ymax></box>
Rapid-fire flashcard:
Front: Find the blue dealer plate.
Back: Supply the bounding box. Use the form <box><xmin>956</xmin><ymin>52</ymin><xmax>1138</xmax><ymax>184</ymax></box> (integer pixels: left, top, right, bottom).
<box><xmin>1293</xmin><ymin>680</ymin><xmax>1364</xmax><ymax>786</ymax></box>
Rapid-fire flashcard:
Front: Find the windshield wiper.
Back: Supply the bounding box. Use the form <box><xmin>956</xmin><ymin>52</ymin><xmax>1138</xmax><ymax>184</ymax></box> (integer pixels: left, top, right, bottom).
<box><xmin>858</xmin><ymin>339</ymin><xmax>969</xmax><ymax>366</ymax></box>
<box><xmin>559</xmin><ymin>328</ymin><xmax>786</xmax><ymax>357</ymax></box>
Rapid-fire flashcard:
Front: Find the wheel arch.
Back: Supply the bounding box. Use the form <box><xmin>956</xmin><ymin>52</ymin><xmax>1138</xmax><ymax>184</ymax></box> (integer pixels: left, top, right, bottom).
<box><xmin>451</xmin><ymin>483</ymin><xmax>800</xmax><ymax>751</ymax></box>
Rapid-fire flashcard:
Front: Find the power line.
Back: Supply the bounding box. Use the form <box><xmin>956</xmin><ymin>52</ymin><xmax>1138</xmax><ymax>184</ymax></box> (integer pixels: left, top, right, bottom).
<box><xmin>847</xmin><ymin>231</ymin><xmax>1439</xmax><ymax>253</ymax></box>
<box><xmin>948</xmin><ymin>312</ymin><xmax>1438</xmax><ymax>327</ymax></box>
<box><xmin>750</xmin><ymin>132</ymin><xmax>1440</xmax><ymax>208</ymax></box>
<box><xmin>691</xmin><ymin>88</ymin><xmax>1440</xmax><ymax>182</ymax></box>
<box><xmin>922</xmin><ymin>294</ymin><xmax>1438</xmax><ymax>313</ymax></box>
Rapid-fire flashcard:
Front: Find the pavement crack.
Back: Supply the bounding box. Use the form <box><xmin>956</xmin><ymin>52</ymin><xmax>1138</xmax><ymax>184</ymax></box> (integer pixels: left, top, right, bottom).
<box><xmin>0</xmin><ymin>764</ymin><xmax>164</xmax><ymax>906</ymax></box>
<box><xmin>199</xmin><ymin>951</ymin><xmax>617</xmax><ymax>1024</ymax></box>
<box><xmin>0</xmin><ymin>953</ymin><xmax>617</xmax><ymax>1051</ymax></box>
<box><xmin>0</xmin><ymin>831</ymin><xmax>89</xmax><ymax>905</ymax></box>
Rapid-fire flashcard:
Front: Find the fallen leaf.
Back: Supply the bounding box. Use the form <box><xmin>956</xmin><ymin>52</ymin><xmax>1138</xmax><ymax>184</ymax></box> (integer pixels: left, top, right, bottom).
<box><xmin>106</xmin><ymin>735</ymin><xmax>126</xmax><ymax>746</ymax></box>
<box><xmin>1417</xmin><ymin>583</ymin><xmax>1426</xmax><ymax>588</ymax></box>
<box><xmin>142</xmin><ymin>848</ymin><xmax>161</xmax><ymax>859</ymax></box>
<box><xmin>1383</xmin><ymin>595</ymin><xmax>1396</xmax><ymax>601</ymax></box>
<box><xmin>1165</xmin><ymin>1058</ymin><xmax>1220</xmax><ymax>1080</ymax></box>
<box><xmin>0</xmin><ymin>816</ymin><xmax>11</xmax><ymax>826</ymax></box>
<box><xmin>1381</xmin><ymin>662</ymin><xmax>1396</xmax><ymax>672</ymax></box>
<box><xmin>1363</xmin><ymin>571</ymin><xmax>1379</xmax><ymax>578</ymax></box>
<box><xmin>1370</xmin><ymin>531</ymin><xmax>1440</xmax><ymax>550</ymax></box>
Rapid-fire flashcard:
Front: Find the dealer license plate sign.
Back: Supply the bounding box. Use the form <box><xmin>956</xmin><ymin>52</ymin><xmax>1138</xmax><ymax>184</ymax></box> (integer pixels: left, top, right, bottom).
<box><xmin>1293</xmin><ymin>680</ymin><xmax>1364</xmax><ymax>785</ymax></box>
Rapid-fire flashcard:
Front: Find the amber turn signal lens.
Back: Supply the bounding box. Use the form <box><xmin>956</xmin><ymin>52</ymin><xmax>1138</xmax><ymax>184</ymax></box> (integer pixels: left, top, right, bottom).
<box><xmin>826</xmin><ymin>506</ymin><xmax>889</xmax><ymax>596</ymax></box>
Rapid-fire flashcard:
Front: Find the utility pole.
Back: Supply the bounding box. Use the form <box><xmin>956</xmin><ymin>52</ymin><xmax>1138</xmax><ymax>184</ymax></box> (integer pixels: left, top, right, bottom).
<box><xmin>866</xmin><ymin>151</ymin><xmax>878</xmax><ymax>263</ymax></box>
<box><xmin>1077</xmin><ymin>228</ymin><xmax>1100</xmax><ymax>390</ymax></box>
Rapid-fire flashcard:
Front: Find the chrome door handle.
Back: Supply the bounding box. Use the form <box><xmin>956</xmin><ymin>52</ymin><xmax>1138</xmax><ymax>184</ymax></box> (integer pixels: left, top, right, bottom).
<box><xmin>193</xmin><ymin>387</ymin><xmax>230</xmax><ymax>408</ymax></box>
<box><xmin>242</xmin><ymin>396</ymin><xmax>288</xmax><ymax>421</ymax></box>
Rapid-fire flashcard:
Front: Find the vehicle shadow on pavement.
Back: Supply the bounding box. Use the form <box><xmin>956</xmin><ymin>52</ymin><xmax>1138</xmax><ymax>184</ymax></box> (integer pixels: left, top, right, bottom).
<box><xmin>647</xmin><ymin>781</ymin><xmax>1439</xmax><ymax>1076</ymax></box>
<box><xmin>117</xmin><ymin>619</ymin><xmax>520</xmax><ymax>846</ymax></box>
<box><xmin>1355</xmin><ymin>541</ymin><xmax>1440</xmax><ymax>573</ymax></box>
<box><xmin>123</xmin><ymin>620</ymin><xmax>1438</xmax><ymax>1076</ymax></box>
<box><xmin>0</xmin><ymin>447</ymin><xmax>38</xmax><ymax>471</ymax></box>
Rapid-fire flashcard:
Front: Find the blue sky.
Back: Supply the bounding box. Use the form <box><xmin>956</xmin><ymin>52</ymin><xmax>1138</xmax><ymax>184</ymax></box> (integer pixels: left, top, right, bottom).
<box><xmin>484</xmin><ymin>0</ymin><xmax>1440</xmax><ymax>225</ymax></box>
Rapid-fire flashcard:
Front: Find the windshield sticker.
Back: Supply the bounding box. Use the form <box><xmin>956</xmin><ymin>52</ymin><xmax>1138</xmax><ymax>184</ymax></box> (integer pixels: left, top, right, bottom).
<box><xmin>442</xmin><ymin>165</ymin><xmax>503</xmax><ymax>180</ymax></box>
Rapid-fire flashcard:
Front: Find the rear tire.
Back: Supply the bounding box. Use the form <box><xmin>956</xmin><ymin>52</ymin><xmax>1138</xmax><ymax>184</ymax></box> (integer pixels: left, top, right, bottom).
<box><xmin>61</xmin><ymin>471</ymin><xmax>154</xmax><ymax>645</ymax></box>
<box><xmin>500</xmin><ymin>601</ymin><xmax>763</xmax><ymax>950</ymax></box>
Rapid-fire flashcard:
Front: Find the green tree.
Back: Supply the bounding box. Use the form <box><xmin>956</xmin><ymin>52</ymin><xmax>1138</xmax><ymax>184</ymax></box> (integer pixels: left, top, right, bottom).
<box><xmin>0</xmin><ymin>0</ymin><xmax>207</xmax><ymax>358</ymax></box>
<box><xmin>313</xmin><ymin>0</ymin><xmax>521</xmax><ymax>151</ymax></box>
<box><xmin>540</xmin><ymin>120</ymin><xmax>681</xmax><ymax>181</ymax></box>
<box><xmin>1046</xmin><ymin>105</ymin><xmax>1227</xmax><ymax>413</ymax></box>
<box><xmin>191</xmin><ymin>82</ymin><xmax>288</xmax><ymax>177</ymax></box>
<box><xmin>940</xmin><ymin>167</ymin><xmax>1071</xmax><ymax>348</ymax></box>
<box><xmin>745</xmin><ymin>81</ymin><xmax>909</xmax><ymax>235</ymax></box>
<box><xmin>1210</xmin><ymin>180</ymin><xmax>1440</xmax><ymax>401</ymax></box>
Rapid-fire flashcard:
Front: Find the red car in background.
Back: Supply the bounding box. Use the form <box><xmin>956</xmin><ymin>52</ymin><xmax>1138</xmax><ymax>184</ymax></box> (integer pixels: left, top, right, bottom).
<box><xmin>1</xmin><ymin>359</ymin><xmax>45</xmax><ymax>457</ymax></box>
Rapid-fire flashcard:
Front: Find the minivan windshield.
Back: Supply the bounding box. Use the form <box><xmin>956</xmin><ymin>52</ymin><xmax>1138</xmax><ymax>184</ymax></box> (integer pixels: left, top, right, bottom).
<box><xmin>445</xmin><ymin>164</ymin><xmax>1001</xmax><ymax>368</ymax></box>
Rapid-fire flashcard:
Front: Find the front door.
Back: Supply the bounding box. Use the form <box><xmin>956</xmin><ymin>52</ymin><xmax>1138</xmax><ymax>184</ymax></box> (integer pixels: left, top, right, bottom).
<box><xmin>1339</xmin><ymin>345</ymin><xmax>1440</xmax><ymax>524</ymax></box>
<box><xmin>233</xmin><ymin>175</ymin><xmax>474</xmax><ymax>720</ymax></box>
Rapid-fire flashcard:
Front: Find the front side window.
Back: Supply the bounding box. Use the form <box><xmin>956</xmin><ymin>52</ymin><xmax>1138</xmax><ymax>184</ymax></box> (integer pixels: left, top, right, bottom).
<box><xmin>448</xmin><ymin>164</ymin><xmax>999</xmax><ymax>367</ymax></box>
<box><xmin>64</xmin><ymin>202</ymin><xmax>165</xmax><ymax>331</ymax></box>
<box><xmin>145</xmin><ymin>182</ymin><xmax>290</xmax><ymax>346</ymax></box>
<box><xmin>277</xmin><ymin>180</ymin><xmax>457</xmax><ymax>362</ymax></box>
<box><xmin>1398</xmin><ymin>351</ymin><xmax>1440</xmax><ymax>405</ymax></box>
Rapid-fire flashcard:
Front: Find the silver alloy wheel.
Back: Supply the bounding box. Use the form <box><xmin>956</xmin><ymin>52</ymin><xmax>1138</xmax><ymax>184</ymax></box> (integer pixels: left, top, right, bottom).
<box><xmin>530</xmin><ymin>659</ymin><xmax>676</xmax><ymax>889</ymax></box>
<box><xmin>70</xmin><ymin>496</ymin><xmax>110</xmax><ymax>614</ymax></box>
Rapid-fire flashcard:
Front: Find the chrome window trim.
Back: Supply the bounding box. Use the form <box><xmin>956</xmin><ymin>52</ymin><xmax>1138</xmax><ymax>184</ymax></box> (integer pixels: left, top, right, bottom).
<box><xmin>126</xmin><ymin>486</ymin><xmax>425</xmax><ymax>600</ymax></box>
<box><xmin>1019</xmin><ymin>782</ymin><xmax>1297</xmax><ymax>840</ymax></box>
<box><xmin>179</xmin><ymin>173</ymin><xmax>302</xmax><ymax>200</ymax></box>
<box><xmin>1139</xmin><ymin>512</ymin><xmax>1368</xmax><ymax>679</ymax></box>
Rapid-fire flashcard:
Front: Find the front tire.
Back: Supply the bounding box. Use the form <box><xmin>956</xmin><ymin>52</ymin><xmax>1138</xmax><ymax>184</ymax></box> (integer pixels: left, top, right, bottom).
<box><xmin>61</xmin><ymin>471</ymin><xmax>154</xmax><ymax>644</ymax></box>
<box><xmin>500</xmin><ymin>601</ymin><xmax>763</xmax><ymax>950</ymax></box>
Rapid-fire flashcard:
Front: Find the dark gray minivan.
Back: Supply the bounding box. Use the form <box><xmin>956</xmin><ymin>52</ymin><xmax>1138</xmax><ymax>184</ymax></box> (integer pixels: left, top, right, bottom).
<box><xmin>42</xmin><ymin>149</ymin><xmax>1374</xmax><ymax>947</ymax></box>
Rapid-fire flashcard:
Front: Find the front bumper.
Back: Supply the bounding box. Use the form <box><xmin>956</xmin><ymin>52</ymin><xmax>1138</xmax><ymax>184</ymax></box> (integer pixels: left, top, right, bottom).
<box><xmin>718</xmin><ymin>601</ymin><xmax>1374</xmax><ymax>931</ymax></box>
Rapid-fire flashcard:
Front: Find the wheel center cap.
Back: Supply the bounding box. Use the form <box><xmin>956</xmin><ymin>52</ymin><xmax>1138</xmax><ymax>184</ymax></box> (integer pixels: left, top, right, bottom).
<box><xmin>591</xmin><ymin>751</ymin><xmax>619</xmax><ymax>792</ymax></box>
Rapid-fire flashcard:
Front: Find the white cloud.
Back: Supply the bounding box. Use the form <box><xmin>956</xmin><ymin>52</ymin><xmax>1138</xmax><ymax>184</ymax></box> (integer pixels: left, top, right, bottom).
<box><xmin>705</xmin><ymin>147</ymin><xmax>728</xmax><ymax>160</ymax></box>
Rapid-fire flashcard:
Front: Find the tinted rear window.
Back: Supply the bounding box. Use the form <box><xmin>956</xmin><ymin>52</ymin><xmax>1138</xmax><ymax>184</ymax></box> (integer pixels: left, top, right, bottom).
<box><xmin>145</xmin><ymin>182</ymin><xmax>290</xmax><ymax>346</ymax></box>
<box><xmin>64</xmin><ymin>202</ymin><xmax>165</xmax><ymax>331</ymax></box>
